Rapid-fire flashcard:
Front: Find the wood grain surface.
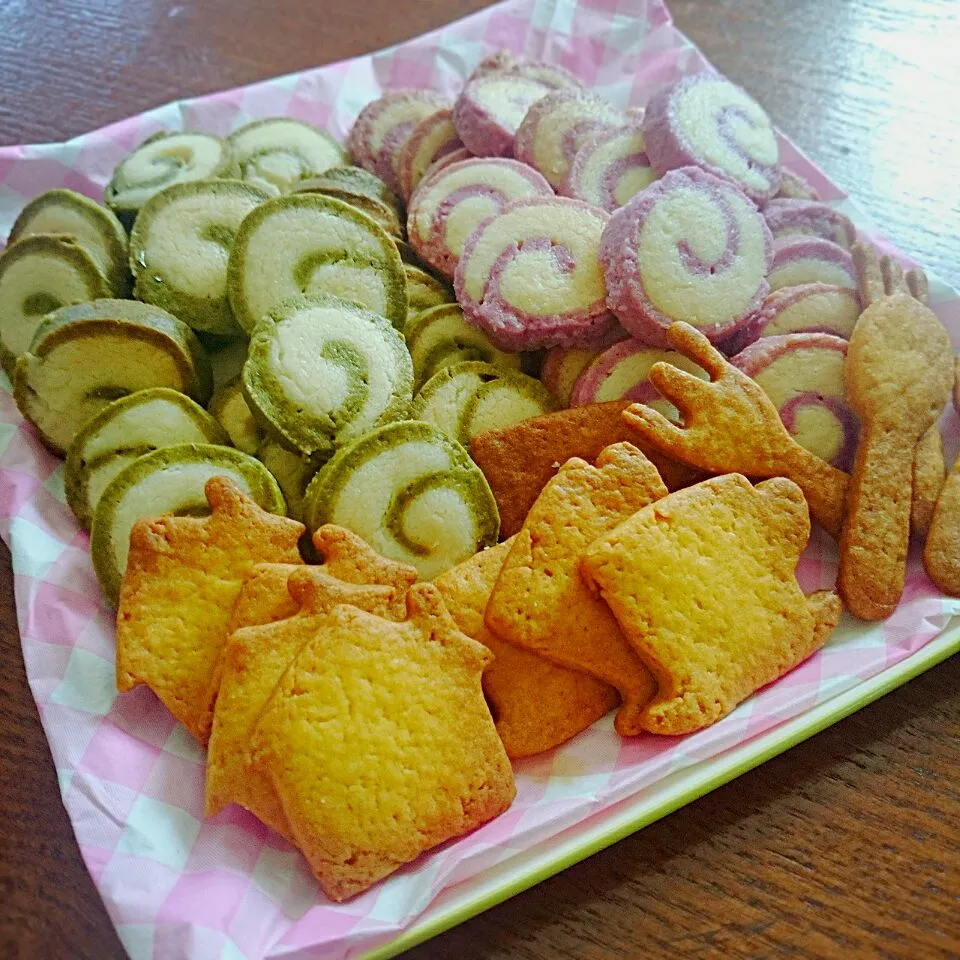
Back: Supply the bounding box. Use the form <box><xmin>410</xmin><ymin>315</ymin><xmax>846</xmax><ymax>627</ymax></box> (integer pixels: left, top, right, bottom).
<box><xmin>1</xmin><ymin>1</ymin><xmax>958</xmax><ymax>958</ymax></box>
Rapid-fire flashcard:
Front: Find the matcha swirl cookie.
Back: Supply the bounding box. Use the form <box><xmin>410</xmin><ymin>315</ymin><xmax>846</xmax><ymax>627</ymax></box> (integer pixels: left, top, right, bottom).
<box><xmin>242</xmin><ymin>294</ymin><xmax>413</xmax><ymax>456</ymax></box>
<box><xmin>105</xmin><ymin>132</ymin><xmax>235</xmax><ymax>225</ymax></box>
<box><xmin>8</xmin><ymin>188</ymin><xmax>129</xmax><ymax>295</ymax></box>
<box><xmin>14</xmin><ymin>299</ymin><xmax>212</xmax><ymax>455</ymax></box>
<box><xmin>228</xmin><ymin>118</ymin><xmax>347</xmax><ymax>195</ymax></box>
<box><xmin>130</xmin><ymin>180</ymin><xmax>270</xmax><ymax>337</ymax></box>
<box><xmin>405</xmin><ymin>303</ymin><xmax>521</xmax><ymax>389</ymax></box>
<box><xmin>412</xmin><ymin>361</ymin><xmax>559</xmax><ymax>445</ymax></box>
<box><xmin>65</xmin><ymin>388</ymin><xmax>229</xmax><ymax>529</ymax></box>
<box><xmin>228</xmin><ymin>194</ymin><xmax>407</xmax><ymax>333</ymax></box>
<box><xmin>304</xmin><ymin>420</ymin><xmax>499</xmax><ymax>579</ymax></box>
<box><xmin>0</xmin><ymin>235</ymin><xmax>112</xmax><ymax>374</ymax></box>
<box><xmin>207</xmin><ymin>376</ymin><xmax>265</xmax><ymax>454</ymax></box>
<box><xmin>91</xmin><ymin>443</ymin><xmax>284</xmax><ymax>605</ymax></box>
<box><xmin>403</xmin><ymin>265</ymin><xmax>455</xmax><ymax>326</ymax></box>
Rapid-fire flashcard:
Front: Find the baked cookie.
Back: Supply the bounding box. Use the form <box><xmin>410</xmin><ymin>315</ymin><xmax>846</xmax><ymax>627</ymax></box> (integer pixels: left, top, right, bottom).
<box><xmin>251</xmin><ymin>583</ymin><xmax>515</xmax><ymax>901</ymax></box>
<box><xmin>204</xmin><ymin>526</ymin><xmax>416</xmax><ymax>835</ymax></box>
<box><xmin>469</xmin><ymin>401</ymin><xmax>701</xmax><ymax>539</ymax></box>
<box><xmin>839</xmin><ymin>294</ymin><xmax>952</xmax><ymax>619</ymax></box>
<box><xmin>115</xmin><ymin>477</ymin><xmax>304</xmax><ymax>743</ymax></box>
<box><xmin>622</xmin><ymin>322</ymin><xmax>850</xmax><ymax>538</ymax></box>
<box><xmin>582</xmin><ymin>474</ymin><xmax>842</xmax><ymax>734</ymax></box>
<box><xmin>434</xmin><ymin>540</ymin><xmax>619</xmax><ymax>757</ymax></box>
<box><xmin>485</xmin><ymin>442</ymin><xmax>665</xmax><ymax>736</ymax></box>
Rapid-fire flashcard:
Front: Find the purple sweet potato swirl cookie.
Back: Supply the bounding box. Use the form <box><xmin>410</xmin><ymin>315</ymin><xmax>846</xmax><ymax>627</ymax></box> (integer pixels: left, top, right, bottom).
<box><xmin>453</xmin><ymin>59</ymin><xmax>582</xmax><ymax>159</ymax></box>
<box><xmin>397</xmin><ymin>110</ymin><xmax>464</xmax><ymax>201</ymax></box>
<box><xmin>732</xmin><ymin>332</ymin><xmax>858</xmax><ymax>470</ymax></box>
<box><xmin>764</xmin><ymin>199</ymin><xmax>857</xmax><ymax>249</ymax></box>
<box><xmin>561</xmin><ymin>125</ymin><xmax>658</xmax><ymax>212</ymax></box>
<box><xmin>407</xmin><ymin>158</ymin><xmax>552</xmax><ymax>279</ymax></box>
<box><xmin>768</xmin><ymin>236</ymin><xmax>857</xmax><ymax>292</ymax></box>
<box><xmin>348</xmin><ymin>90</ymin><xmax>450</xmax><ymax>196</ymax></box>
<box><xmin>722</xmin><ymin>282</ymin><xmax>861</xmax><ymax>354</ymax></box>
<box><xmin>599</xmin><ymin>166</ymin><xmax>773</xmax><ymax>347</ymax></box>
<box><xmin>454</xmin><ymin>196</ymin><xmax>615</xmax><ymax>352</ymax></box>
<box><xmin>514</xmin><ymin>91</ymin><xmax>625</xmax><ymax>188</ymax></box>
<box><xmin>569</xmin><ymin>338</ymin><xmax>707</xmax><ymax>418</ymax></box>
<box><xmin>643</xmin><ymin>75</ymin><xmax>781</xmax><ymax>204</ymax></box>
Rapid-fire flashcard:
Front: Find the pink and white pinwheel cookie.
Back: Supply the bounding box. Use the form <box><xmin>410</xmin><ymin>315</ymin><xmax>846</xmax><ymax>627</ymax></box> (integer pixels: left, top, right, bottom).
<box><xmin>732</xmin><ymin>333</ymin><xmax>858</xmax><ymax>470</ymax></box>
<box><xmin>561</xmin><ymin>124</ymin><xmax>658</xmax><ymax>212</ymax></box>
<box><xmin>453</xmin><ymin>60</ymin><xmax>581</xmax><ymax>158</ymax></box>
<box><xmin>599</xmin><ymin>166</ymin><xmax>773</xmax><ymax>347</ymax></box>
<box><xmin>455</xmin><ymin>196</ymin><xmax>615</xmax><ymax>352</ymax></box>
<box><xmin>764</xmin><ymin>199</ymin><xmax>857</xmax><ymax>249</ymax></box>
<box><xmin>725</xmin><ymin>283</ymin><xmax>861</xmax><ymax>354</ymax></box>
<box><xmin>417</xmin><ymin>146</ymin><xmax>473</xmax><ymax>189</ymax></box>
<box><xmin>514</xmin><ymin>91</ymin><xmax>625</xmax><ymax>188</ymax></box>
<box><xmin>348</xmin><ymin>90</ymin><xmax>450</xmax><ymax>195</ymax></box>
<box><xmin>541</xmin><ymin>326</ymin><xmax>629</xmax><ymax>404</ymax></box>
<box><xmin>569</xmin><ymin>339</ymin><xmax>707</xmax><ymax>419</ymax></box>
<box><xmin>643</xmin><ymin>75</ymin><xmax>781</xmax><ymax>204</ymax></box>
<box><xmin>768</xmin><ymin>236</ymin><xmax>857</xmax><ymax>292</ymax></box>
<box><xmin>407</xmin><ymin>158</ymin><xmax>552</xmax><ymax>279</ymax></box>
<box><xmin>396</xmin><ymin>110</ymin><xmax>465</xmax><ymax>201</ymax></box>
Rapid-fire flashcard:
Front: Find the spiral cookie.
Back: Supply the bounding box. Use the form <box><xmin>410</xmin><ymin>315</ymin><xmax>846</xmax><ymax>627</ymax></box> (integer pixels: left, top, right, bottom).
<box><xmin>732</xmin><ymin>333</ymin><xmax>857</xmax><ymax>470</ymax></box>
<box><xmin>130</xmin><ymin>179</ymin><xmax>270</xmax><ymax>337</ymax></box>
<box><xmin>405</xmin><ymin>303</ymin><xmax>520</xmax><ymax>389</ymax></box>
<box><xmin>105</xmin><ymin>132</ymin><xmax>235</xmax><ymax>224</ymax></box>
<box><xmin>725</xmin><ymin>283</ymin><xmax>861</xmax><ymax>354</ymax></box>
<box><xmin>514</xmin><ymin>91</ymin><xmax>624</xmax><ymax>189</ymax></box>
<box><xmin>227</xmin><ymin>118</ymin><xmax>347</xmax><ymax>195</ymax></box>
<box><xmin>455</xmin><ymin>196</ymin><xmax>615</xmax><ymax>352</ymax></box>
<box><xmin>413</xmin><ymin>361</ymin><xmax>558</xmax><ymax>444</ymax></box>
<box><xmin>242</xmin><ymin>294</ymin><xmax>413</xmax><ymax>456</ymax></box>
<box><xmin>764</xmin><ymin>199</ymin><xmax>857</xmax><ymax>249</ymax></box>
<box><xmin>348</xmin><ymin>90</ymin><xmax>450</xmax><ymax>196</ymax></box>
<box><xmin>768</xmin><ymin>237</ymin><xmax>857</xmax><ymax>293</ymax></box>
<box><xmin>561</xmin><ymin>125</ymin><xmax>658</xmax><ymax>212</ymax></box>
<box><xmin>407</xmin><ymin>158</ymin><xmax>552</xmax><ymax>279</ymax></box>
<box><xmin>453</xmin><ymin>64</ymin><xmax>577</xmax><ymax>158</ymax></box>
<box><xmin>303</xmin><ymin>420</ymin><xmax>499</xmax><ymax>579</ymax></box>
<box><xmin>397</xmin><ymin>109</ymin><xmax>464</xmax><ymax>201</ymax></box>
<box><xmin>643</xmin><ymin>75</ymin><xmax>781</xmax><ymax>204</ymax></box>
<box><xmin>570</xmin><ymin>339</ymin><xmax>707</xmax><ymax>420</ymax></box>
<box><xmin>600</xmin><ymin>167</ymin><xmax>773</xmax><ymax>346</ymax></box>
<box><xmin>403</xmin><ymin>265</ymin><xmax>455</xmax><ymax>324</ymax></box>
<box><xmin>227</xmin><ymin>193</ymin><xmax>407</xmax><ymax>334</ymax></box>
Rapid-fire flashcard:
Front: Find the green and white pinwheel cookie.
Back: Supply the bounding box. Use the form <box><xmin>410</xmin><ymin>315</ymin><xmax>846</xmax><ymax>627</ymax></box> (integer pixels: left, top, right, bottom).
<box><xmin>13</xmin><ymin>299</ymin><xmax>212</xmax><ymax>455</ymax></box>
<box><xmin>105</xmin><ymin>132</ymin><xmax>236</xmax><ymax>224</ymax></box>
<box><xmin>303</xmin><ymin>419</ymin><xmax>499</xmax><ymax>579</ymax></box>
<box><xmin>227</xmin><ymin>194</ymin><xmax>407</xmax><ymax>333</ymax></box>
<box><xmin>91</xmin><ymin>443</ymin><xmax>284</xmax><ymax>605</ymax></box>
<box><xmin>228</xmin><ymin>118</ymin><xmax>347</xmax><ymax>195</ymax></box>
<box><xmin>65</xmin><ymin>388</ymin><xmax>229</xmax><ymax>529</ymax></box>
<box><xmin>8</xmin><ymin>188</ymin><xmax>129</xmax><ymax>295</ymax></box>
<box><xmin>412</xmin><ymin>361</ymin><xmax>559</xmax><ymax>445</ymax></box>
<box><xmin>130</xmin><ymin>179</ymin><xmax>270</xmax><ymax>337</ymax></box>
<box><xmin>242</xmin><ymin>294</ymin><xmax>413</xmax><ymax>456</ymax></box>
<box><xmin>0</xmin><ymin>235</ymin><xmax>112</xmax><ymax>374</ymax></box>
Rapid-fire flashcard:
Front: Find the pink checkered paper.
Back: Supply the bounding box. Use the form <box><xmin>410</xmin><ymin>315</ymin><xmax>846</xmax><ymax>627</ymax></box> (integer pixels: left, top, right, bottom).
<box><xmin>1</xmin><ymin>1</ymin><xmax>959</xmax><ymax>958</ymax></box>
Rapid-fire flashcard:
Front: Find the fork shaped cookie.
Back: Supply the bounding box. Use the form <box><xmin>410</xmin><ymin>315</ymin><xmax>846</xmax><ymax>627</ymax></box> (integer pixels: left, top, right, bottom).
<box><xmin>622</xmin><ymin>322</ymin><xmax>849</xmax><ymax>538</ymax></box>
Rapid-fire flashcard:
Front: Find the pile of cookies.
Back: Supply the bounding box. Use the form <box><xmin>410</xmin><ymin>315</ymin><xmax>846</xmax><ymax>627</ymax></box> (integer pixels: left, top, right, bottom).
<box><xmin>2</xmin><ymin>47</ymin><xmax>959</xmax><ymax>902</ymax></box>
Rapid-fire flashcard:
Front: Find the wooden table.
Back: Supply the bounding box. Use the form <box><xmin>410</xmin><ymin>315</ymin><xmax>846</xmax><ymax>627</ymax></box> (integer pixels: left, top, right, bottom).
<box><xmin>1</xmin><ymin>1</ymin><xmax>958</xmax><ymax>957</ymax></box>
